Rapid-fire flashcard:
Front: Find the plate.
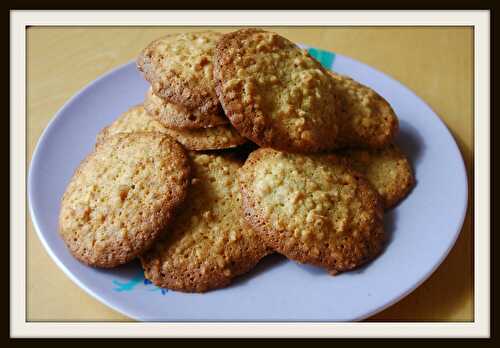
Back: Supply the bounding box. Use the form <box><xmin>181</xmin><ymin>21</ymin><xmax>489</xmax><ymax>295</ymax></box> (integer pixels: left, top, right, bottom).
<box><xmin>28</xmin><ymin>47</ymin><xmax>468</xmax><ymax>321</ymax></box>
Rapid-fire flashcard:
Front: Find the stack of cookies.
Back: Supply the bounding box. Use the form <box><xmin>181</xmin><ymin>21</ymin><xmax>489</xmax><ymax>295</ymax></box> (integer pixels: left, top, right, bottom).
<box><xmin>139</xmin><ymin>31</ymin><xmax>247</xmax><ymax>152</ymax></box>
<box><xmin>59</xmin><ymin>29</ymin><xmax>415</xmax><ymax>292</ymax></box>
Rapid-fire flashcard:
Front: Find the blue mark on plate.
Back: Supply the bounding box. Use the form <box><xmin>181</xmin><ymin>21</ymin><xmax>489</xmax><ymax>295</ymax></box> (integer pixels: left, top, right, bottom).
<box><xmin>112</xmin><ymin>274</ymin><xmax>144</xmax><ymax>292</ymax></box>
<box><xmin>112</xmin><ymin>272</ymin><xmax>168</xmax><ymax>295</ymax></box>
<box><xmin>307</xmin><ymin>48</ymin><xmax>336</xmax><ymax>69</ymax></box>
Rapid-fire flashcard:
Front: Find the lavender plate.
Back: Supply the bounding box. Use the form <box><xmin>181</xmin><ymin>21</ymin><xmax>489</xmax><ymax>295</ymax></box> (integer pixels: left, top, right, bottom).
<box><xmin>28</xmin><ymin>47</ymin><xmax>468</xmax><ymax>321</ymax></box>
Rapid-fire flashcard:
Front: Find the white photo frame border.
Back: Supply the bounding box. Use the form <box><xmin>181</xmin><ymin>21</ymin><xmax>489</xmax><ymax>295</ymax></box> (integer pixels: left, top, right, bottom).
<box><xmin>11</xmin><ymin>10</ymin><xmax>489</xmax><ymax>338</ymax></box>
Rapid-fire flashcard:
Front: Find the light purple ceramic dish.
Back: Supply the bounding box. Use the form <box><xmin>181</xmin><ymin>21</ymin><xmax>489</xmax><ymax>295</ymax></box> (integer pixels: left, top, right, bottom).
<box><xmin>28</xmin><ymin>47</ymin><xmax>468</xmax><ymax>321</ymax></box>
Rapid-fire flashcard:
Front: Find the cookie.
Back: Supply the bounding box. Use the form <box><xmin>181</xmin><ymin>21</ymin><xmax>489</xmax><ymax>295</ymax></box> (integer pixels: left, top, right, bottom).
<box><xmin>164</xmin><ymin>125</ymin><xmax>247</xmax><ymax>151</ymax></box>
<box><xmin>59</xmin><ymin>132</ymin><xmax>191</xmax><ymax>268</ymax></box>
<box><xmin>214</xmin><ymin>28</ymin><xmax>342</xmax><ymax>152</ymax></box>
<box><xmin>96</xmin><ymin>105</ymin><xmax>168</xmax><ymax>144</ymax></box>
<box><xmin>140</xmin><ymin>153</ymin><xmax>270</xmax><ymax>292</ymax></box>
<box><xmin>96</xmin><ymin>105</ymin><xmax>244</xmax><ymax>151</ymax></box>
<box><xmin>137</xmin><ymin>31</ymin><xmax>222</xmax><ymax>116</ymax></box>
<box><xmin>330</xmin><ymin>72</ymin><xmax>399</xmax><ymax>148</ymax></box>
<box><xmin>340</xmin><ymin>144</ymin><xmax>415</xmax><ymax>209</ymax></box>
<box><xmin>239</xmin><ymin>148</ymin><xmax>385</xmax><ymax>274</ymax></box>
<box><xmin>144</xmin><ymin>87</ymin><xmax>228</xmax><ymax>129</ymax></box>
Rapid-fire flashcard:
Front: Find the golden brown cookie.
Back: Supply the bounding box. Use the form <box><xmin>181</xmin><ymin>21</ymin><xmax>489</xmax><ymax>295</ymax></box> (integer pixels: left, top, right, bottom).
<box><xmin>239</xmin><ymin>148</ymin><xmax>385</xmax><ymax>274</ymax></box>
<box><xmin>140</xmin><ymin>153</ymin><xmax>270</xmax><ymax>292</ymax></box>
<box><xmin>144</xmin><ymin>87</ymin><xmax>228</xmax><ymax>129</ymax></box>
<box><xmin>59</xmin><ymin>132</ymin><xmax>191</xmax><ymax>268</ymax></box>
<box><xmin>330</xmin><ymin>72</ymin><xmax>399</xmax><ymax>148</ymax></box>
<box><xmin>340</xmin><ymin>144</ymin><xmax>415</xmax><ymax>209</ymax></box>
<box><xmin>164</xmin><ymin>125</ymin><xmax>247</xmax><ymax>151</ymax></box>
<box><xmin>214</xmin><ymin>28</ymin><xmax>342</xmax><ymax>152</ymax></box>
<box><xmin>96</xmin><ymin>105</ymin><xmax>168</xmax><ymax>144</ymax></box>
<box><xmin>97</xmin><ymin>104</ymin><xmax>245</xmax><ymax>151</ymax></box>
<box><xmin>137</xmin><ymin>31</ymin><xmax>222</xmax><ymax>116</ymax></box>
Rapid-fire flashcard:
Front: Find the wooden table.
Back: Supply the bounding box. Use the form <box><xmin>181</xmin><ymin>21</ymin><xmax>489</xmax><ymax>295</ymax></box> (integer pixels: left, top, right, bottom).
<box><xmin>27</xmin><ymin>27</ymin><xmax>473</xmax><ymax>321</ymax></box>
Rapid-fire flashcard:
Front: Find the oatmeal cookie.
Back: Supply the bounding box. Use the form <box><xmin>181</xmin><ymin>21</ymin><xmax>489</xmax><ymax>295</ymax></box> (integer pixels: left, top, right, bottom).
<box><xmin>141</xmin><ymin>153</ymin><xmax>269</xmax><ymax>292</ymax></box>
<box><xmin>59</xmin><ymin>132</ymin><xmax>191</xmax><ymax>267</ymax></box>
<box><xmin>214</xmin><ymin>29</ymin><xmax>342</xmax><ymax>152</ymax></box>
<box><xmin>239</xmin><ymin>148</ymin><xmax>385</xmax><ymax>273</ymax></box>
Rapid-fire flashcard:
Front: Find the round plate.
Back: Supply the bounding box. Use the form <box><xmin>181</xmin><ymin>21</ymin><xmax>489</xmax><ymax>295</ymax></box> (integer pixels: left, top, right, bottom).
<box><xmin>28</xmin><ymin>47</ymin><xmax>468</xmax><ymax>321</ymax></box>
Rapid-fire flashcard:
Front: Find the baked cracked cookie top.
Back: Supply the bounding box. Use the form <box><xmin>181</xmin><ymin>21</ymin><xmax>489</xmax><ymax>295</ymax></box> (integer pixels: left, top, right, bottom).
<box><xmin>239</xmin><ymin>148</ymin><xmax>385</xmax><ymax>273</ymax></box>
<box><xmin>330</xmin><ymin>72</ymin><xmax>399</xmax><ymax>148</ymax></box>
<box><xmin>214</xmin><ymin>29</ymin><xmax>342</xmax><ymax>152</ymax></box>
<box><xmin>140</xmin><ymin>152</ymin><xmax>269</xmax><ymax>292</ymax></box>
<box><xmin>59</xmin><ymin>132</ymin><xmax>191</xmax><ymax>268</ymax></box>
<box><xmin>340</xmin><ymin>144</ymin><xmax>415</xmax><ymax>209</ymax></box>
<box><xmin>137</xmin><ymin>31</ymin><xmax>222</xmax><ymax>116</ymax></box>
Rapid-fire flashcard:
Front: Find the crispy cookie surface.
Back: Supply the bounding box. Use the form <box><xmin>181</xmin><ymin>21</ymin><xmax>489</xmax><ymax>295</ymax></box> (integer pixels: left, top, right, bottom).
<box><xmin>137</xmin><ymin>31</ymin><xmax>222</xmax><ymax>116</ymax></box>
<box><xmin>214</xmin><ymin>29</ymin><xmax>341</xmax><ymax>152</ymax></box>
<box><xmin>239</xmin><ymin>148</ymin><xmax>385</xmax><ymax>273</ymax></box>
<box><xmin>96</xmin><ymin>104</ymin><xmax>245</xmax><ymax>151</ymax></box>
<box><xmin>164</xmin><ymin>125</ymin><xmax>247</xmax><ymax>151</ymax></box>
<box><xmin>140</xmin><ymin>153</ymin><xmax>269</xmax><ymax>292</ymax></box>
<box><xmin>96</xmin><ymin>105</ymin><xmax>168</xmax><ymax>144</ymax></box>
<box><xmin>59</xmin><ymin>133</ymin><xmax>191</xmax><ymax>268</ymax></box>
<box><xmin>330</xmin><ymin>72</ymin><xmax>399</xmax><ymax>148</ymax></box>
<box><xmin>340</xmin><ymin>144</ymin><xmax>414</xmax><ymax>209</ymax></box>
<box><xmin>144</xmin><ymin>87</ymin><xmax>228</xmax><ymax>129</ymax></box>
